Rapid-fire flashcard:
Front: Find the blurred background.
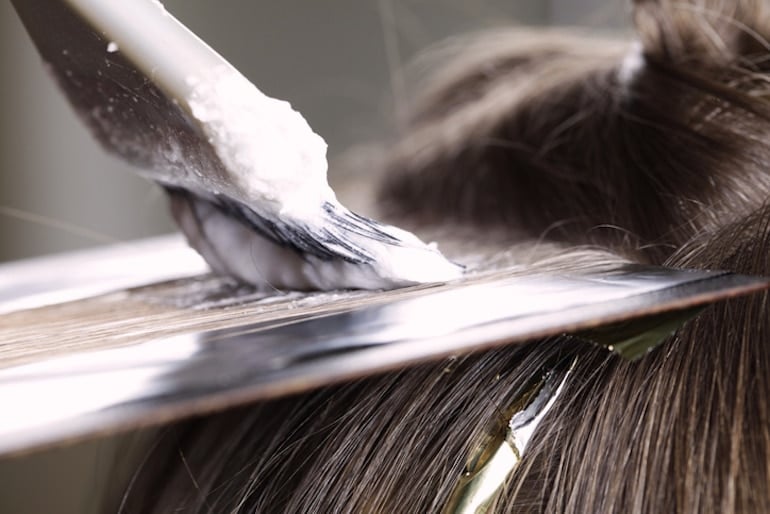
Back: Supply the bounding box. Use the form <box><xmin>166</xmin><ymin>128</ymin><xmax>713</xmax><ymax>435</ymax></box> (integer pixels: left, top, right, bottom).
<box><xmin>0</xmin><ymin>0</ymin><xmax>624</xmax><ymax>263</ymax></box>
<box><xmin>0</xmin><ymin>1</ymin><xmax>626</xmax><ymax>513</ymax></box>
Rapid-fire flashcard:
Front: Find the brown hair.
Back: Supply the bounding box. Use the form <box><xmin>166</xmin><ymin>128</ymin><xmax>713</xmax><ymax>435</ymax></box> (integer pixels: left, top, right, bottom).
<box><xmin>379</xmin><ymin>0</ymin><xmax>770</xmax><ymax>264</ymax></box>
<box><xmin>121</xmin><ymin>1</ymin><xmax>770</xmax><ymax>512</ymax></box>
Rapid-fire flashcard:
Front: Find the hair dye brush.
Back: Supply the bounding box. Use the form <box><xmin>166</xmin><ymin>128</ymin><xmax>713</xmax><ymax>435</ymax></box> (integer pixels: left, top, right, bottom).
<box><xmin>10</xmin><ymin>0</ymin><xmax>462</xmax><ymax>291</ymax></box>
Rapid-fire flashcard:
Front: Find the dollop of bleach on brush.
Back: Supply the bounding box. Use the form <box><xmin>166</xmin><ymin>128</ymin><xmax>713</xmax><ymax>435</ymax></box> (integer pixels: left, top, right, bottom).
<box><xmin>186</xmin><ymin>66</ymin><xmax>332</xmax><ymax>218</ymax></box>
<box><xmin>180</xmin><ymin>65</ymin><xmax>462</xmax><ymax>290</ymax></box>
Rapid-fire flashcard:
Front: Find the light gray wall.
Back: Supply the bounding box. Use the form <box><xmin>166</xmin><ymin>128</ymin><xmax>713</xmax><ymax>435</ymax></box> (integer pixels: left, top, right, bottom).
<box><xmin>549</xmin><ymin>0</ymin><xmax>627</xmax><ymax>26</ymax></box>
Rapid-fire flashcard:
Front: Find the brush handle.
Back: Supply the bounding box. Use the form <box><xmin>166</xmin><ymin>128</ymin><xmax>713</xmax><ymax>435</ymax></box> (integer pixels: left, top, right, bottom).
<box><xmin>60</xmin><ymin>0</ymin><xmax>231</xmax><ymax>106</ymax></box>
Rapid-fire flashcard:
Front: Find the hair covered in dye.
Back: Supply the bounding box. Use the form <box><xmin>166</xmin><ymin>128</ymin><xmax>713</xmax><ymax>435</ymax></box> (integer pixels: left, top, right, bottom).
<box><xmin>121</xmin><ymin>1</ymin><xmax>770</xmax><ymax>512</ymax></box>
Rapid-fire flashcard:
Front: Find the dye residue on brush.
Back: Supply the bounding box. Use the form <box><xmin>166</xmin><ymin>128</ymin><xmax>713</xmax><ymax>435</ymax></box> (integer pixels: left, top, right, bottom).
<box><xmin>176</xmin><ymin>65</ymin><xmax>462</xmax><ymax>291</ymax></box>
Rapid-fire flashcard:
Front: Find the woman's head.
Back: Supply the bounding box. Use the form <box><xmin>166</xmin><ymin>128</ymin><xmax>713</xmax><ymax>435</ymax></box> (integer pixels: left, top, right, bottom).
<box><xmin>123</xmin><ymin>1</ymin><xmax>770</xmax><ymax>512</ymax></box>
